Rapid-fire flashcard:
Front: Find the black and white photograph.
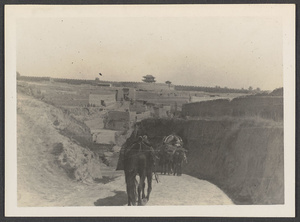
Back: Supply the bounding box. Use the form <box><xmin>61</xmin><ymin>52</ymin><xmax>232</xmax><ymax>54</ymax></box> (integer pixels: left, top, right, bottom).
<box><xmin>5</xmin><ymin>4</ymin><xmax>295</xmax><ymax>217</ymax></box>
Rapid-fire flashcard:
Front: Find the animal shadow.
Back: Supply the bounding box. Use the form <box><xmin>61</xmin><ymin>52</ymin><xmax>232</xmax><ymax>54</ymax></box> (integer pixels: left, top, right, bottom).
<box><xmin>94</xmin><ymin>191</ymin><xmax>128</xmax><ymax>206</ymax></box>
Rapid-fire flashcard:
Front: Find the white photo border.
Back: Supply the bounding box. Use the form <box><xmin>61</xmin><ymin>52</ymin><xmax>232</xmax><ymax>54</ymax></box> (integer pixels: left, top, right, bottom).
<box><xmin>5</xmin><ymin>4</ymin><xmax>295</xmax><ymax>217</ymax></box>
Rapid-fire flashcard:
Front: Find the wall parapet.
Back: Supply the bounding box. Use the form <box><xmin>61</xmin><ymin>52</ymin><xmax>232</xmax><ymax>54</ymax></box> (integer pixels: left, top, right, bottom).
<box><xmin>18</xmin><ymin>75</ymin><xmax>255</xmax><ymax>93</ymax></box>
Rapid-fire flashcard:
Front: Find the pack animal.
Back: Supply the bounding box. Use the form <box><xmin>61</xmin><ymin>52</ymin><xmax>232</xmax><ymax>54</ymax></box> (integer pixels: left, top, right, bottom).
<box><xmin>172</xmin><ymin>148</ymin><xmax>187</xmax><ymax>176</ymax></box>
<box><xmin>158</xmin><ymin>145</ymin><xmax>175</xmax><ymax>175</ymax></box>
<box><xmin>123</xmin><ymin>137</ymin><xmax>154</xmax><ymax>206</ymax></box>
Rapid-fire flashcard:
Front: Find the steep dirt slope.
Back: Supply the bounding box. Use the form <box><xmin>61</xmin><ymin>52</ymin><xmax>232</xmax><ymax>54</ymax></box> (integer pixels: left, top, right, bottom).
<box><xmin>17</xmin><ymin>93</ymin><xmax>103</xmax><ymax>206</ymax></box>
<box><xmin>137</xmin><ymin>118</ymin><xmax>284</xmax><ymax>204</ymax></box>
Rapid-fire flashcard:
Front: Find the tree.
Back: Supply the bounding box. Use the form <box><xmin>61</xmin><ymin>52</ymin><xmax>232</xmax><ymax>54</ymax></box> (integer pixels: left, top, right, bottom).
<box><xmin>165</xmin><ymin>81</ymin><xmax>172</xmax><ymax>88</ymax></box>
<box><xmin>142</xmin><ymin>75</ymin><xmax>156</xmax><ymax>83</ymax></box>
<box><xmin>248</xmin><ymin>86</ymin><xmax>253</xmax><ymax>91</ymax></box>
<box><xmin>95</xmin><ymin>77</ymin><xmax>99</xmax><ymax>81</ymax></box>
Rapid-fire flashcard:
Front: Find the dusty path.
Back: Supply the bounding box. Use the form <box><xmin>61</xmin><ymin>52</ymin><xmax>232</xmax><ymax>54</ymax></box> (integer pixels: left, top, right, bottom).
<box><xmin>17</xmin><ymin>93</ymin><xmax>233</xmax><ymax>207</ymax></box>
<box><xmin>18</xmin><ymin>172</ymin><xmax>233</xmax><ymax>207</ymax></box>
<box><xmin>148</xmin><ymin>174</ymin><xmax>233</xmax><ymax>205</ymax></box>
<box><xmin>93</xmin><ymin>173</ymin><xmax>234</xmax><ymax>206</ymax></box>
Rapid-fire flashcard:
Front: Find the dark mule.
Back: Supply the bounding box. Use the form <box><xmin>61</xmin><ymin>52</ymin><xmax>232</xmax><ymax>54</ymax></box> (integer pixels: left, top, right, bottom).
<box><xmin>173</xmin><ymin>148</ymin><xmax>187</xmax><ymax>176</ymax></box>
<box><xmin>158</xmin><ymin>145</ymin><xmax>175</xmax><ymax>175</ymax></box>
<box><xmin>124</xmin><ymin>137</ymin><xmax>154</xmax><ymax>206</ymax></box>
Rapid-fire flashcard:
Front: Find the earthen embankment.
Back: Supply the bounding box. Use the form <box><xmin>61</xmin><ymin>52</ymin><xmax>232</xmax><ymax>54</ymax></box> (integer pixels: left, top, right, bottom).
<box><xmin>136</xmin><ymin>118</ymin><xmax>283</xmax><ymax>204</ymax></box>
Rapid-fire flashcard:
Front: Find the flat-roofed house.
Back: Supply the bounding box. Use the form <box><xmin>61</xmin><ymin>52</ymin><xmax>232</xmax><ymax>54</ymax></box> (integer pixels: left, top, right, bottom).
<box><xmin>89</xmin><ymin>94</ymin><xmax>115</xmax><ymax>107</ymax></box>
<box><xmin>104</xmin><ymin>111</ymin><xmax>130</xmax><ymax>130</ymax></box>
<box><xmin>116</xmin><ymin>88</ymin><xmax>136</xmax><ymax>101</ymax></box>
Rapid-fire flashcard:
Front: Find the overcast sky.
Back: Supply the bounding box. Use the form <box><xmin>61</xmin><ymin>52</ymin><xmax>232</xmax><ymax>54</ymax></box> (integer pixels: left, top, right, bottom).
<box><xmin>16</xmin><ymin>8</ymin><xmax>284</xmax><ymax>90</ymax></box>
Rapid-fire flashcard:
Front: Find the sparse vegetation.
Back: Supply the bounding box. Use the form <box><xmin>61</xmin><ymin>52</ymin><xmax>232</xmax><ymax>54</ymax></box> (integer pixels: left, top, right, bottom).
<box><xmin>165</xmin><ymin>80</ymin><xmax>172</xmax><ymax>88</ymax></box>
<box><xmin>269</xmin><ymin>87</ymin><xmax>283</xmax><ymax>96</ymax></box>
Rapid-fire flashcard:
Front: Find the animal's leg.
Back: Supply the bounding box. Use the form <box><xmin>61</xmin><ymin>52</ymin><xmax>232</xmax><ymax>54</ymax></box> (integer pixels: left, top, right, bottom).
<box><xmin>137</xmin><ymin>175</ymin><xmax>145</xmax><ymax>206</ymax></box>
<box><xmin>168</xmin><ymin>161</ymin><xmax>171</xmax><ymax>175</ymax></box>
<box><xmin>167</xmin><ymin>163</ymin><xmax>169</xmax><ymax>175</ymax></box>
<box><xmin>179</xmin><ymin>163</ymin><xmax>182</xmax><ymax>176</ymax></box>
<box><xmin>137</xmin><ymin>177</ymin><xmax>142</xmax><ymax>205</ymax></box>
<box><xmin>142</xmin><ymin>182</ymin><xmax>146</xmax><ymax>199</ymax></box>
<box><xmin>126</xmin><ymin>183</ymin><xmax>131</xmax><ymax>206</ymax></box>
<box><xmin>126</xmin><ymin>177</ymin><xmax>136</xmax><ymax>206</ymax></box>
<box><xmin>168</xmin><ymin>162</ymin><xmax>172</xmax><ymax>175</ymax></box>
<box><xmin>166</xmin><ymin>163</ymin><xmax>168</xmax><ymax>175</ymax></box>
<box><xmin>146</xmin><ymin>171</ymin><xmax>152</xmax><ymax>201</ymax></box>
<box><xmin>125</xmin><ymin>171</ymin><xmax>131</xmax><ymax>206</ymax></box>
<box><xmin>173</xmin><ymin>163</ymin><xmax>176</xmax><ymax>176</ymax></box>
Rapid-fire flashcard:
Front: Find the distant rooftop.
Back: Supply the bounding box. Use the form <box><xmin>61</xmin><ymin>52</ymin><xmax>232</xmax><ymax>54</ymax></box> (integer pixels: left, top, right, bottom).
<box><xmin>143</xmin><ymin>75</ymin><xmax>155</xmax><ymax>78</ymax></box>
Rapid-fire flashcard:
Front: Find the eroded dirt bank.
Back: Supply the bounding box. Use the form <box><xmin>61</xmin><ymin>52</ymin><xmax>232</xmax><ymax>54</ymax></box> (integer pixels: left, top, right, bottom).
<box><xmin>137</xmin><ymin>118</ymin><xmax>284</xmax><ymax>204</ymax></box>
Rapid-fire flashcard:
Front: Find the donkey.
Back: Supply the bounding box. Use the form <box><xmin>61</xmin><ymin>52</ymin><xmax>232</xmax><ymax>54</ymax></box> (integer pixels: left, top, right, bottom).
<box><xmin>172</xmin><ymin>148</ymin><xmax>188</xmax><ymax>176</ymax></box>
<box><xmin>123</xmin><ymin>137</ymin><xmax>154</xmax><ymax>206</ymax></box>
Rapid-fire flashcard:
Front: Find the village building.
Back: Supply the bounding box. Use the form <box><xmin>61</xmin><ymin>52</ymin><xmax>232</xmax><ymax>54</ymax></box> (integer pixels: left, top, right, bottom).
<box><xmin>96</xmin><ymin>83</ymin><xmax>112</xmax><ymax>87</ymax></box>
<box><xmin>136</xmin><ymin>83</ymin><xmax>174</xmax><ymax>91</ymax></box>
<box><xmin>89</xmin><ymin>93</ymin><xmax>115</xmax><ymax>107</ymax></box>
<box><xmin>129</xmin><ymin>100</ymin><xmax>146</xmax><ymax>113</ymax></box>
<box><xmin>159</xmin><ymin>105</ymin><xmax>172</xmax><ymax>118</ymax></box>
<box><xmin>104</xmin><ymin>110</ymin><xmax>130</xmax><ymax>131</ymax></box>
<box><xmin>142</xmin><ymin>75</ymin><xmax>156</xmax><ymax>83</ymax></box>
<box><xmin>116</xmin><ymin>88</ymin><xmax>136</xmax><ymax>101</ymax></box>
<box><xmin>152</xmin><ymin>106</ymin><xmax>160</xmax><ymax>118</ymax></box>
<box><xmin>94</xmin><ymin>79</ymin><xmax>111</xmax><ymax>87</ymax></box>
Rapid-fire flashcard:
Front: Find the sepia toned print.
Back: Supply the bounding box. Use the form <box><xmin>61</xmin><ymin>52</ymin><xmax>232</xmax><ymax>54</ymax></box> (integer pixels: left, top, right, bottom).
<box><xmin>5</xmin><ymin>4</ymin><xmax>295</xmax><ymax>217</ymax></box>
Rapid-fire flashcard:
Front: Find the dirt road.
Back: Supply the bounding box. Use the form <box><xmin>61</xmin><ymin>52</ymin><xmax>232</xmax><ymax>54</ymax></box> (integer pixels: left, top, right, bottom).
<box><xmin>17</xmin><ymin>93</ymin><xmax>233</xmax><ymax>207</ymax></box>
<box><xmin>94</xmin><ymin>173</ymin><xmax>234</xmax><ymax>206</ymax></box>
